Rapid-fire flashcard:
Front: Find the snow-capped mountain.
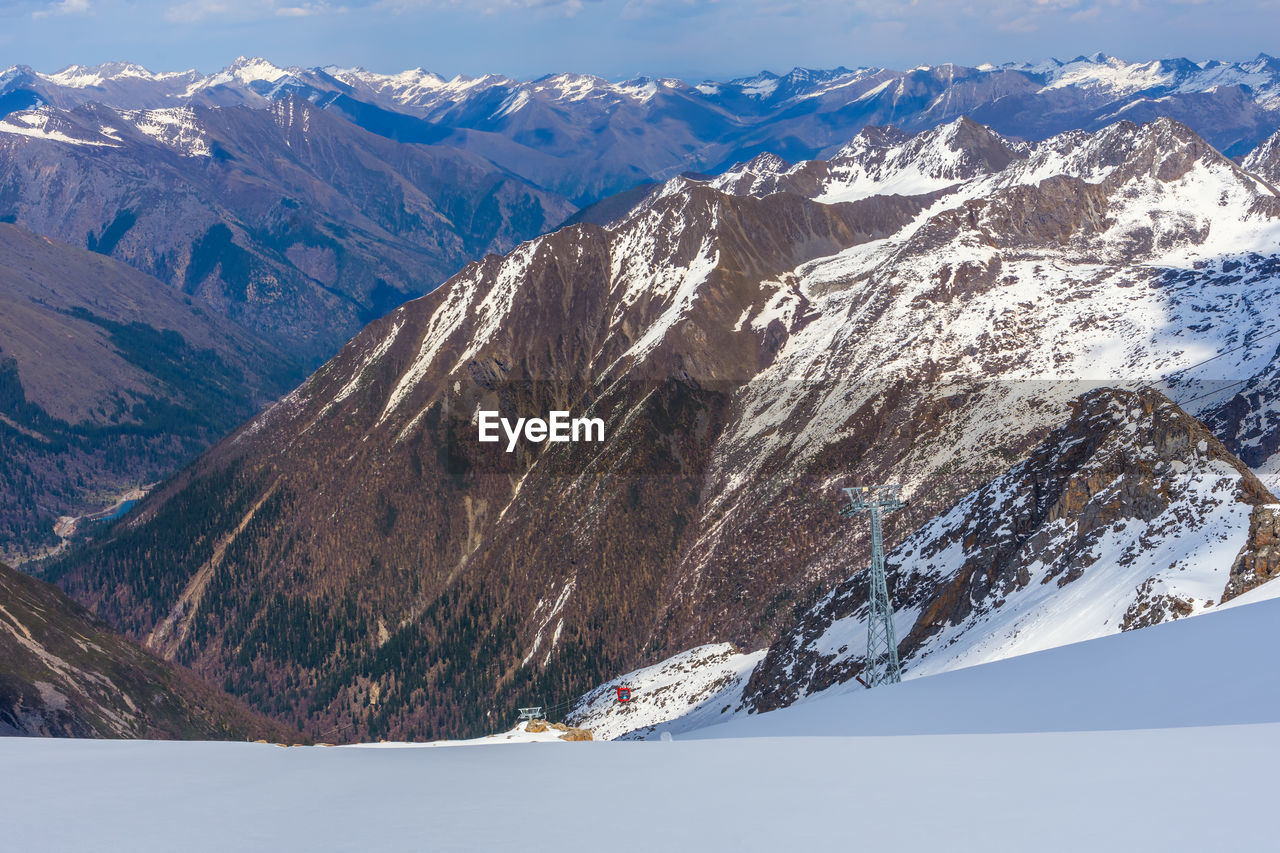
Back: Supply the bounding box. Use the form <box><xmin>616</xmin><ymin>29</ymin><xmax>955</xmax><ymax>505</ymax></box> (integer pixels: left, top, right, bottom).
<box><xmin>6</xmin><ymin>54</ymin><xmax>1280</xmax><ymax>206</ymax></box>
<box><xmin>711</xmin><ymin>117</ymin><xmax>1027</xmax><ymax>203</ymax></box>
<box><xmin>51</xmin><ymin>113</ymin><xmax>1280</xmax><ymax>741</ymax></box>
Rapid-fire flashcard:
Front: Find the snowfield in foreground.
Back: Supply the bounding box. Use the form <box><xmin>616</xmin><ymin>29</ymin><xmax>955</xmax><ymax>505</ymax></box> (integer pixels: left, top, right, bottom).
<box><xmin>4</xmin><ymin>597</ymin><xmax>1280</xmax><ymax>852</ymax></box>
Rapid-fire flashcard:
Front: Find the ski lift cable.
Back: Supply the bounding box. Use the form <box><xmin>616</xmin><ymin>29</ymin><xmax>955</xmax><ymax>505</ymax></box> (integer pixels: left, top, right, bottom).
<box><xmin>1153</xmin><ymin>326</ymin><xmax>1280</xmax><ymax>382</ymax></box>
<box><xmin>1168</xmin><ymin>377</ymin><xmax>1254</xmax><ymax>410</ymax></box>
<box><xmin>523</xmin><ymin>334</ymin><xmax>1275</xmax><ymax>722</ymax></box>
<box><xmin>937</xmin><ymin>331</ymin><xmax>1279</xmax><ymax>483</ymax></box>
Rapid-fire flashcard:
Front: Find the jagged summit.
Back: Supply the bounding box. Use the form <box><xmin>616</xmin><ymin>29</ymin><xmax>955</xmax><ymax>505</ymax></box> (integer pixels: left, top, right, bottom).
<box><xmin>1244</xmin><ymin>127</ymin><xmax>1280</xmax><ymax>183</ymax></box>
<box><xmin>708</xmin><ymin>117</ymin><xmax>1025</xmax><ymax>203</ymax></box>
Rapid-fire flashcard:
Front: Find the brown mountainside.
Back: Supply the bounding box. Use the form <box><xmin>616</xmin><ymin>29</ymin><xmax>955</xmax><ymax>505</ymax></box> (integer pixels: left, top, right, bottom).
<box><xmin>1</xmin><ymin>560</ymin><xmax>292</xmax><ymax>740</ymax></box>
<box><xmin>52</xmin><ymin>185</ymin><xmax>938</xmax><ymax>739</ymax></box>
<box><xmin>0</xmin><ymin>222</ymin><xmax>300</xmax><ymax>560</ymax></box>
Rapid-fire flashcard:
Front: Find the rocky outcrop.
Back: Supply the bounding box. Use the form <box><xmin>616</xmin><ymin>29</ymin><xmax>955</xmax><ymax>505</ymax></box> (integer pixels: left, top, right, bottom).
<box><xmin>1223</xmin><ymin>505</ymin><xmax>1280</xmax><ymax>602</ymax></box>
<box><xmin>551</xmin><ymin>723</ymin><xmax>593</xmax><ymax>741</ymax></box>
<box><xmin>520</xmin><ymin>719</ymin><xmax>592</xmax><ymax>740</ymax></box>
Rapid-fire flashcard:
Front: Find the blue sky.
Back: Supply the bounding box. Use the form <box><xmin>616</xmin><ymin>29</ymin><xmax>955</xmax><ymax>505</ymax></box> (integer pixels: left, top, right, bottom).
<box><xmin>2</xmin><ymin>0</ymin><xmax>1278</xmax><ymax>80</ymax></box>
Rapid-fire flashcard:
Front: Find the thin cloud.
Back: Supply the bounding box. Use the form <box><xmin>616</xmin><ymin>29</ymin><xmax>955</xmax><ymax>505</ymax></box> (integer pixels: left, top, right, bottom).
<box><xmin>164</xmin><ymin>0</ymin><xmax>347</xmax><ymax>22</ymax></box>
<box><xmin>33</xmin><ymin>0</ymin><xmax>91</xmax><ymax>18</ymax></box>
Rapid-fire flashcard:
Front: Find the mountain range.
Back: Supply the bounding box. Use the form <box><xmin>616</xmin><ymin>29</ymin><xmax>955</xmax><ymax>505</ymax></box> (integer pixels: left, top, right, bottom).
<box><xmin>0</xmin><ymin>97</ymin><xmax>572</xmax><ymax>364</ymax></box>
<box><xmin>4</xmin><ymin>51</ymin><xmax>1280</xmax><ymax>741</ymax></box>
<box><xmin>43</xmin><ymin>106</ymin><xmax>1280</xmax><ymax>740</ymax></box>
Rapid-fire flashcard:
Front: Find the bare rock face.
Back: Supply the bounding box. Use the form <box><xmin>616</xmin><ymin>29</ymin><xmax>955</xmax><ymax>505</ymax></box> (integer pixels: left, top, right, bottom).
<box><xmin>556</xmin><ymin>726</ymin><xmax>593</xmax><ymax>742</ymax></box>
<box><xmin>1223</xmin><ymin>505</ymin><xmax>1280</xmax><ymax>602</ymax></box>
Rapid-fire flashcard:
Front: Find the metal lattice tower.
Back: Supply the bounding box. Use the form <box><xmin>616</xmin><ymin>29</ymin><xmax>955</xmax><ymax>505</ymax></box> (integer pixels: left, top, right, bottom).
<box><xmin>840</xmin><ymin>485</ymin><xmax>907</xmax><ymax>687</ymax></box>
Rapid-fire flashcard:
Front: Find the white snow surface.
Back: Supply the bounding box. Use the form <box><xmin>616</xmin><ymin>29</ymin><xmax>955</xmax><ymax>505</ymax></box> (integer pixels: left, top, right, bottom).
<box><xmin>4</xmin><ymin>597</ymin><xmax>1280</xmax><ymax>851</ymax></box>
<box><xmin>342</xmin><ymin>721</ymin><xmax>574</xmax><ymax>748</ymax></box>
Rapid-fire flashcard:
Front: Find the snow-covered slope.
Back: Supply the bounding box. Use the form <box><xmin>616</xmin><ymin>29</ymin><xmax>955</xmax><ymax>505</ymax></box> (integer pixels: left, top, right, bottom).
<box><xmin>703</xmin><ymin>593</ymin><xmax>1280</xmax><ymax>739</ymax></box>
<box><xmin>4</xmin><ymin>596</ymin><xmax>1280</xmax><ymax>852</ymax></box>
<box><xmin>566</xmin><ymin>643</ymin><xmax>763</xmax><ymax>740</ymax></box>
<box><xmin>1243</xmin><ymin>127</ymin><xmax>1280</xmax><ymax>186</ymax></box>
<box><xmin>1025</xmin><ymin>53</ymin><xmax>1280</xmax><ymax>110</ymax></box>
